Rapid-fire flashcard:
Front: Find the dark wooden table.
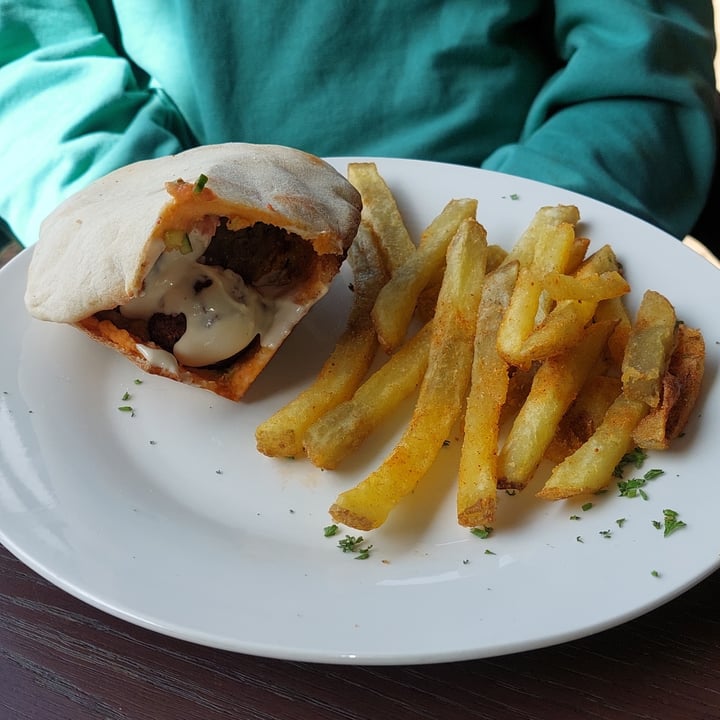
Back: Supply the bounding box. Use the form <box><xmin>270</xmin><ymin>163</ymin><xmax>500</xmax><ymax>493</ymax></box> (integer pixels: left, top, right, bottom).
<box><xmin>1</xmin><ymin>542</ymin><xmax>719</xmax><ymax>720</ymax></box>
<box><xmin>3</xmin><ymin>238</ymin><xmax>720</xmax><ymax>720</ymax></box>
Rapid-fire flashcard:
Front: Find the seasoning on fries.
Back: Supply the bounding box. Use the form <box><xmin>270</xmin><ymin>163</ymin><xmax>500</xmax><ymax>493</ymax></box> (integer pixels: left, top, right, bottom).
<box><xmin>255</xmin><ymin>163</ymin><xmax>706</xmax><ymax>535</ymax></box>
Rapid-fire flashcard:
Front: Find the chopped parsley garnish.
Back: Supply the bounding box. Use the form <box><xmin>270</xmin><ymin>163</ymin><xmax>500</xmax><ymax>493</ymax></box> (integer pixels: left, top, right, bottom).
<box><xmin>471</xmin><ymin>526</ymin><xmax>493</xmax><ymax>539</ymax></box>
<box><xmin>569</xmin><ymin>514</ymin><xmax>581</xmax><ymax>521</ymax></box>
<box><xmin>617</xmin><ymin>468</ymin><xmax>664</xmax><ymax>500</ymax></box>
<box><xmin>581</xmin><ymin>502</ymin><xmax>593</xmax><ymax>512</ymax></box>
<box><xmin>613</xmin><ymin>447</ymin><xmax>648</xmax><ymax>478</ymax></box>
<box><xmin>134</xmin><ymin>378</ymin><xmax>143</xmax><ymax>385</ymax></box>
<box><xmin>323</xmin><ymin>524</ymin><xmax>339</xmax><ymax>537</ymax></box>
<box><xmin>193</xmin><ymin>173</ymin><xmax>209</xmax><ymax>193</ymax></box>
<box><xmin>484</xmin><ymin>549</ymin><xmax>496</xmax><ymax>555</ymax></box>
<box><xmin>355</xmin><ymin>546</ymin><xmax>372</xmax><ymax>560</ymax></box>
<box><xmin>337</xmin><ymin>534</ymin><xmax>373</xmax><ymax>559</ymax></box>
<box><xmin>616</xmin><ymin>518</ymin><xmax>626</xmax><ymax>527</ymax></box>
<box><xmin>661</xmin><ymin>509</ymin><xmax>687</xmax><ymax>537</ymax></box>
<box><xmin>651</xmin><ymin>569</ymin><xmax>661</xmax><ymax>578</ymax></box>
<box><xmin>117</xmin><ymin>405</ymin><xmax>134</xmax><ymax>416</ymax></box>
<box><xmin>576</xmin><ymin>536</ymin><xmax>584</xmax><ymax>543</ymax></box>
<box><xmin>599</xmin><ymin>529</ymin><xmax>612</xmax><ymax>539</ymax></box>
<box><xmin>121</xmin><ymin>391</ymin><xmax>131</xmax><ymax>402</ymax></box>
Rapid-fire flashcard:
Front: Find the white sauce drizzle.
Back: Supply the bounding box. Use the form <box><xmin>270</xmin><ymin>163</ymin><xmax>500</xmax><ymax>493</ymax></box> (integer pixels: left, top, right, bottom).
<box><xmin>136</xmin><ymin>344</ymin><xmax>180</xmax><ymax>375</ymax></box>
<box><xmin>121</xmin><ymin>226</ymin><xmax>308</xmax><ymax>368</ymax></box>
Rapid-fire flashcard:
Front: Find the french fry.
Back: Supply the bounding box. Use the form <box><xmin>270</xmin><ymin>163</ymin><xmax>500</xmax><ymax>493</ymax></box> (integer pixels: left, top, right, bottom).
<box><xmin>416</xmin><ymin>244</ymin><xmax>507</xmax><ymax>323</ymax></box>
<box><xmin>304</xmin><ymin>321</ymin><xmax>433</xmax><ymax>469</ymax></box>
<box><xmin>536</xmin><ymin>393</ymin><xmax>649</xmax><ymax>499</ymax></box>
<box><xmin>497</xmin><ymin>219</ymin><xmax>577</xmax><ymax>368</ymax></box>
<box><xmin>502</xmin><ymin>205</ymin><xmax>580</xmax><ymax>268</ymax></box>
<box><xmin>542</xmin><ymin>270</ymin><xmax>630</xmax><ymax>302</ymax></box>
<box><xmin>330</xmin><ymin>218</ymin><xmax>488</xmax><ymax>530</ymax></box>
<box><xmin>632</xmin><ymin>323</ymin><xmax>705</xmax><ymax>449</ymax></box>
<box><xmin>497</xmin><ymin>320</ymin><xmax>616</xmax><ymax>490</ymax></box>
<box><xmin>514</xmin><ymin>243</ymin><xmax>628</xmax><ymax>365</ymax></box>
<box><xmin>347</xmin><ymin>162</ymin><xmax>415</xmax><ymax>274</ymax></box>
<box><xmin>621</xmin><ymin>290</ymin><xmax>677</xmax><ymax>407</ymax></box>
<box><xmin>594</xmin><ymin>297</ymin><xmax>632</xmax><ymax>370</ymax></box>
<box><xmin>371</xmin><ymin>198</ymin><xmax>477</xmax><ymax>352</ymax></box>
<box><xmin>516</xmin><ymin>300</ymin><xmax>595</xmax><ymax>363</ymax></box>
<box><xmin>255</xmin><ymin>225</ymin><xmax>387</xmax><ymax>458</ymax></box>
<box><xmin>545</xmin><ymin>374</ymin><xmax>622</xmax><ymax>463</ymax></box>
<box><xmin>457</xmin><ymin>261</ymin><xmax>519</xmax><ymax>527</ymax></box>
<box><xmin>565</xmin><ymin>237</ymin><xmax>591</xmax><ymax>274</ymax></box>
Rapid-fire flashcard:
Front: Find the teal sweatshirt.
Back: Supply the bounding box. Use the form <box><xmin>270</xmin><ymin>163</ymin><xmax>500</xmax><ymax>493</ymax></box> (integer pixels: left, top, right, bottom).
<box><xmin>0</xmin><ymin>0</ymin><xmax>716</xmax><ymax>245</ymax></box>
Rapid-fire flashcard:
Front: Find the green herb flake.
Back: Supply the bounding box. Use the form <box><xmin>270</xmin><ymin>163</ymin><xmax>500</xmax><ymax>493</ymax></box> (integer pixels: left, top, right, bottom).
<box><xmin>616</xmin><ymin>518</ymin><xmax>626</xmax><ymax>528</ymax></box>
<box><xmin>338</xmin><ymin>535</ymin><xmax>363</xmax><ymax>552</ymax></box>
<box><xmin>599</xmin><ymin>529</ymin><xmax>612</xmax><ymax>539</ymax></box>
<box><xmin>613</xmin><ymin>447</ymin><xmax>648</xmax><ymax>477</ymax></box>
<box><xmin>323</xmin><ymin>524</ymin><xmax>339</xmax><ymax>537</ymax></box>
<box><xmin>662</xmin><ymin>509</ymin><xmax>687</xmax><ymax>537</ymax></box>
<box><xmin>337</xmin><ymin>534</ymin><xmax>373</xmax><ymax>559</ymax></box>
<box><xmin>484</xmin><ymin>549</ymin><xmax>496</xmax><ymax>555</ymax></box>
<box><xmin>569</xmin><ymin>515</ymin><xmax>581</xmax><ymax>521</ymax></box>
<box><xmin>652</xmin><ymin>520</ymin><xmax>662</xmax><ymax>530</ymax></box>
<box><xmin>117</xmin><ymin>405</ymin><xmax>134</xmax><ymax>416</ymax></box>
<box><xmin>581</xmin><ymin>502</ymin><xmax>593</xmax><ymax>512</ymax></box>
<box><xmin>651</xmin><ymin>569</ymin><xmax>661</xmax><ymax>578</ymax></box>
<box><xmin>471</xmin><ymin>526</ymin><xmax>493</xmax><ymax>539</ymax></box>
<box><xmin>121</xmin><ymin>391</ymin><xmax>131</xmax><ymax>402</ymax></box>
<box><xmin>193</xmin><ymin>173</ymin><xmax>209</xmax><ymax>193</ymax></box>
<box><xmin>509</xmin><ymin>193</ymin><xmax>520</xmax><ymax>200</ymax></box>
<box><xmin>617</xmin><ymin>468</ymin><xmax>664</xmax><ymax>500</ymax></box>
<box><xmin>134</xmin><ymin>378</ymin><xmax>143</xmax><ymax>385</ymax></box>
<box><xmin>576</xmin><ymin>536</ymin><xmax>584</xmax><ymax>543</ymax></box>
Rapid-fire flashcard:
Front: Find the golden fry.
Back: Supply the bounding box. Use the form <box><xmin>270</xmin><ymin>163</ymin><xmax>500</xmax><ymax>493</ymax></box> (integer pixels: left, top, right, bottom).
<box><xmin>347</xmin><ymin>162</ymin><xmax>415</xmax><ymax>274</ymax></box>
<box><xmin>515</xmin><ymin>242</ymin><xmax>627</xmax><ymax>365</ymax></box>
<box><xmin>371</xmin><ymin>198</ymin><xmax>477</xmax><ymax>352</ymax></box>
<box><xmin>502</xmin><ymin>205</ymin><xmax>580</xmax><ymax>268</ymax></box>
<box><xmin>497</xmin><ymin>320</ymin><xmax>615</xmax><ymax>490</ymax></box>
<box><xmin>304</xmin><ymin>322</ymin><xmax>433</xmax><ymax>469</ymax></box>
<box><xmin>621</xmin><ymin>290</ymin><xmax>677</xmax><ymax>407</ymax></box>
<box><xmin>536</xmin><ymin>394</ymin><xmax>649</xmax><ymax>499</ymax></box>
<box><xmin>255</xmin><ymin>225</ymin><xmax>387</xmax><ymax>458</ymax></box>
<box><xmin>330</xmin><ymin>218</ymin><xmax>488</xmax><ymax>530</ymax></box>
<box><xmin>632</xmin><ymin>323</ymin><xmax>705</xmax><ymax>449</ymax></box>
<box><xmin>542</xmin><ymin>270</ymin><xmax>630</xmax><ymax>302</ymax></box>
<box><xmin>545</xmin><ymin>374</ymin><xmax>622</xmax><ymax>463</ymax></box>
<box><xmin>457</xmin><ymin>262</ymin><xmax>519</xmax><ymax>527</ymax></box>
<box><xmin>497</xmin><ymin>220</ymin><xmax>577</xmax><ymax>367</ymax></box>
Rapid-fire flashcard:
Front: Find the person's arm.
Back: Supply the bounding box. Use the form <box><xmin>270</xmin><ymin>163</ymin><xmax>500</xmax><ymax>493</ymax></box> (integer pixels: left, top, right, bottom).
<box><xmin>482</xmin><ymin>0</ymin><xmax>717</xmax><ymax>239</ymax></box>
<box><xmin>0</xmin><ymin>1</ymin><xmax>196</xmax><ymax>246</ymax></box>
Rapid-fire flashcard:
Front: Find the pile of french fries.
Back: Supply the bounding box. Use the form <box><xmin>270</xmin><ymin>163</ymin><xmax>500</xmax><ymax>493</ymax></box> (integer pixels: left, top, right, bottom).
<box><xmin>255</xmin><ymin>163</ymin><xmax>705</xmax><ymax>532</ymax></box>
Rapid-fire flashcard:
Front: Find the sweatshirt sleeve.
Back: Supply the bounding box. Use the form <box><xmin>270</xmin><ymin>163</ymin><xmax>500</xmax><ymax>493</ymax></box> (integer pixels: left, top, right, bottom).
<box><xmin>482</xmin><ymin>0</ymin><xmax>717</xmax><ymax>239</ymax></box>
<box><xmin>0</xmin><ymin>1</ymin><xmax>195</xmax><ymax>246</ymax></box>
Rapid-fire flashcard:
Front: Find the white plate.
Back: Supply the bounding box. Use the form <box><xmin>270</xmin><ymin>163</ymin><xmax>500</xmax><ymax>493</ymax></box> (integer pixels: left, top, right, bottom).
<box><xmin>1</xmin><ymin>159</ymin><xmax>719</xmax><ymax>665</ymax></box>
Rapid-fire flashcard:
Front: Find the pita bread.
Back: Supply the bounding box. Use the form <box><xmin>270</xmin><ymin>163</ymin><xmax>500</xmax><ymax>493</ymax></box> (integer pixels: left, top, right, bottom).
<box><xmin>25</xmin><ymin>143</ymin><xmax>362</xmax><ymax>400</ymax></box>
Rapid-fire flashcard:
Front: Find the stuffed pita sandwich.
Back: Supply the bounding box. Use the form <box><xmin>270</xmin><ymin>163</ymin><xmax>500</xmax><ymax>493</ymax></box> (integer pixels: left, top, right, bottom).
<box><xmin>25</xmin><ymin>143</ymin><xmax>362</xmax><ymax>400</ymax></box>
